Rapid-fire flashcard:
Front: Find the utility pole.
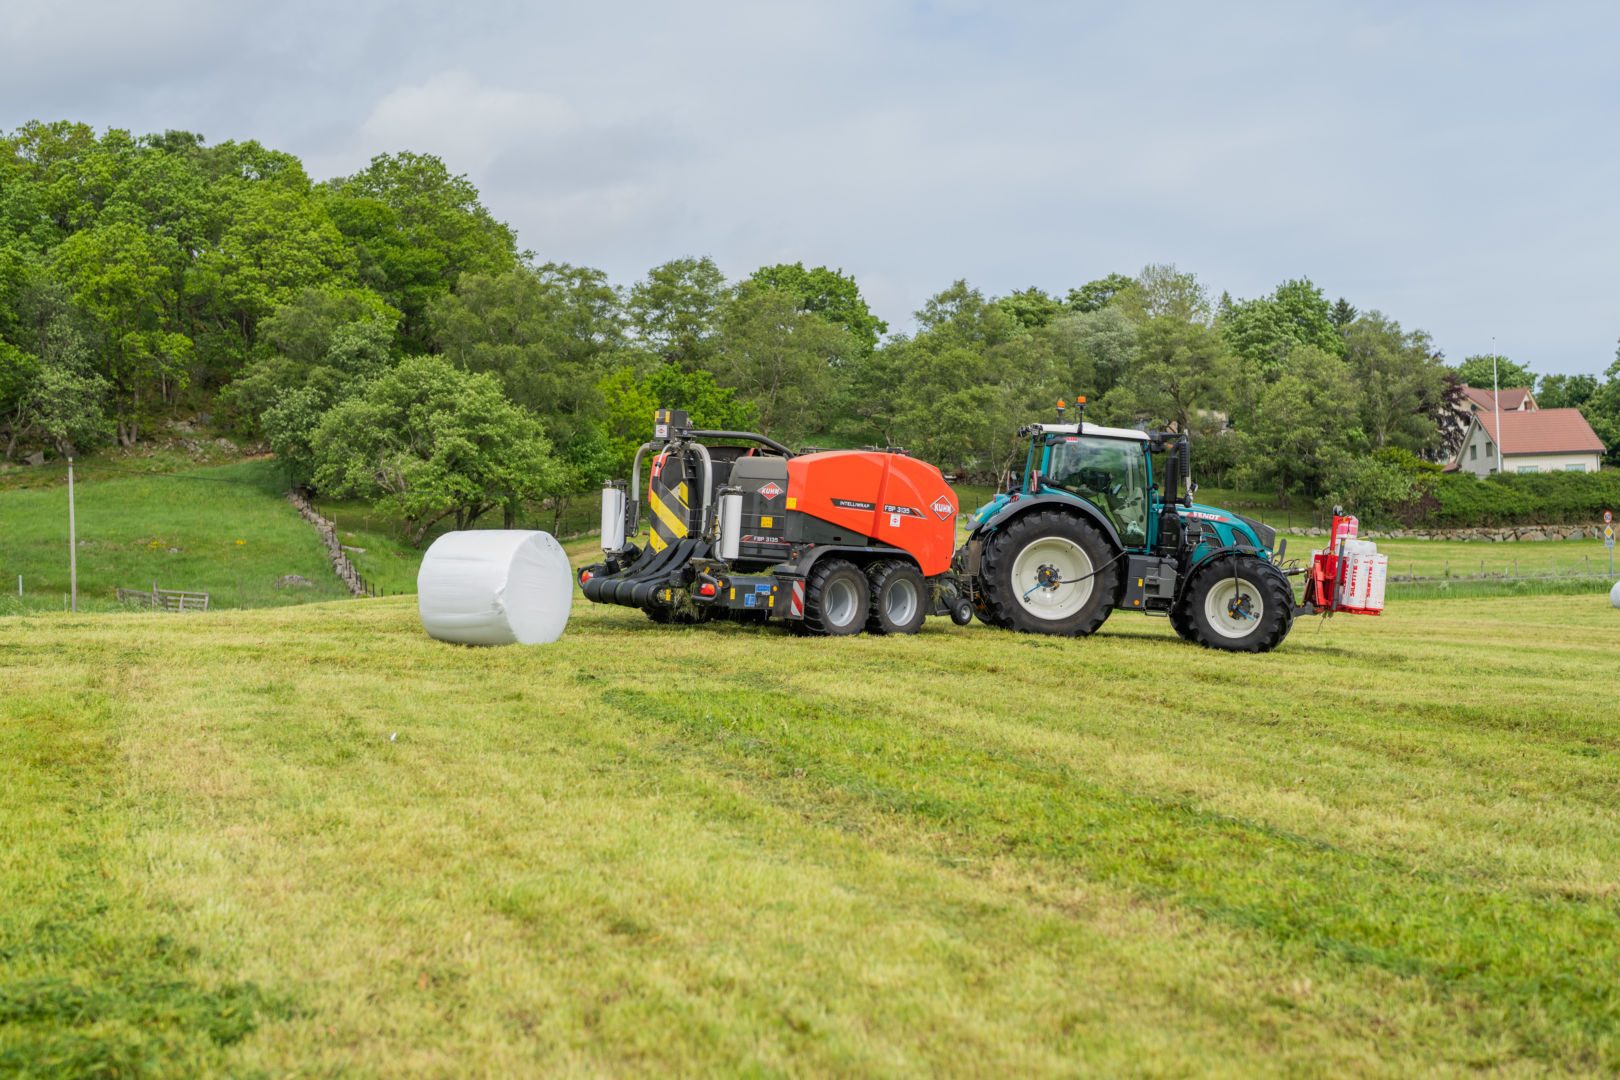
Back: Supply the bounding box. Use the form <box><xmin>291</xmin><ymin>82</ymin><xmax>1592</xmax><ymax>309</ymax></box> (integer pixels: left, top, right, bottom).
<box><xmin>1491</xmin><ymin>347</ymin><xmax>1503</xmax><ymax>475</ymax></box>
<box><xmin>67</xmin><ymin>456</ymin><xmax>77</xmax><ymax>612</ymax></box>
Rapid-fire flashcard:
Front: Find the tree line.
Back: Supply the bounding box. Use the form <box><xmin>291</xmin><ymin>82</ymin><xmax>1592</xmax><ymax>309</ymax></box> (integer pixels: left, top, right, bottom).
<box><xmin>3</xmin><ymin>122</ymin><xmax>1617</xmax><ymax>539</ymax></box>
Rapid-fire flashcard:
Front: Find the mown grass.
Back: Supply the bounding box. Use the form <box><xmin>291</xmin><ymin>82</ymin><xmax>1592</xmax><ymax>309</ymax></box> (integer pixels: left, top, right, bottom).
<box><xmin>2</xmin><ymin>592</ymin><xmax>1618</xmax><ymax>1075</ymax></box>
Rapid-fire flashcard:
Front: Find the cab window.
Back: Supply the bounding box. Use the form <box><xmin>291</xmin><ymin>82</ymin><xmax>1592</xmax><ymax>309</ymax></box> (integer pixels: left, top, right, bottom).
<box><xmin>1044</xmin><ymin>436</ymin><xmax>1150</xmax><ymax>545</ymax></box>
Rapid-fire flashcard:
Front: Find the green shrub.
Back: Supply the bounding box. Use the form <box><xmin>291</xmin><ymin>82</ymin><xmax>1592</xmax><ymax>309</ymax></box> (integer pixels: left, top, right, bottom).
<box><xmin>1324</xmin><ymin>454</ymin><xmax>1616</xmax><ymax>528</ymax></box>
<box><xmin>1426</xmin><ymin>470</ymin><xmax>1620</xmax><ymax>527</ymax></box>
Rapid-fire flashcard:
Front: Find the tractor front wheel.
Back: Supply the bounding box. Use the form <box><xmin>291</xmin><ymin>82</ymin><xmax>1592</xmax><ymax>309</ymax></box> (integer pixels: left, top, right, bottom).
<box><xmin>975</xmin><ymin>510</ymin><xmax>1119</xmax><ymax>636</ymax></box>
<box><xmin>1177</xmin><ymin>556</ymin><xmax>1292</xmax><ymax>653</ymax></box>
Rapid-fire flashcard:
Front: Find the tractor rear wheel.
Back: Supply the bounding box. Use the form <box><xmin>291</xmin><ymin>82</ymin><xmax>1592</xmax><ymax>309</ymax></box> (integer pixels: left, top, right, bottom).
<box><xmin>1177</xmin><ymin>555</ymin><xmax>1292</xmax><ymax>653</ymax></box>
<box><xmin>866</xmin><ymin>560</ymin><xmax>928</xmax><ymax>635</ymax></box>
<box><xmin>797</xmin><ymin>559</ymin><xmax>870</xmax><ymax>636</ymax></box>
<box><xmin>975</xmin><ymin>510</ymin><xmax>1119</xmax><ymax>636</ymax></box>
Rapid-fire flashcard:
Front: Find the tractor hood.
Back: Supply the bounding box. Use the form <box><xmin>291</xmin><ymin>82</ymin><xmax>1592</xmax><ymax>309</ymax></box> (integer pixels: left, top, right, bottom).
<box><xmin>1177</xmin><ymin>503</ymin><xmax>1275</xmax><ymax>555</ymax></box>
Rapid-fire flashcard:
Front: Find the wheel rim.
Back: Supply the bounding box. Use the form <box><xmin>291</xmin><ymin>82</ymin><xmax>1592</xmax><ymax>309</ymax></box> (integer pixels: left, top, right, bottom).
<box><xmin>1204</xmin><ymin>576</ymin><xmax>1263</xmax><ymax>639</ymax></box>
<box><xmin>884</xmin><ymin>577</ymin><xmax>919</xmax><ymax>626</ymax></box>
<box><xmin>824</xmin><ymin>577</ymin><xmax>860</xmax><ymax>627</ymax></box>
<box><xmin>1010</xmin><ymin>536</ymin><xmax>1094</xmax><ymax>620</ymax></box>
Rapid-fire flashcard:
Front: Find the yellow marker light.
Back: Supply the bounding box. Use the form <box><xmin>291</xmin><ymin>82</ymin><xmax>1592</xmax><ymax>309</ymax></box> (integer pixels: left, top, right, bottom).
<box><xmin>786</xmin><ymin>496</ymin><xmax>797</xmax><ymax>510</ymax></box>
<box><xmin>761</xmin><ymin>516</ymin><xmax>773</xmax><ymax>529</ymax></box>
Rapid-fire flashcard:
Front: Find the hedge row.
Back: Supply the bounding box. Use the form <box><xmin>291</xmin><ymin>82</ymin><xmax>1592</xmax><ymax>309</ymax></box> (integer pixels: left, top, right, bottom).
<box><xmin>1424</xmin><ymin>470</ymin><xmax>1620</xmax><ymax>528</ymax></box>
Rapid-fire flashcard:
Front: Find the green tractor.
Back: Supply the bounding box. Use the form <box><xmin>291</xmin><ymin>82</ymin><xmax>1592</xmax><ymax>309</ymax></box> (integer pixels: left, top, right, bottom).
<box><xmin>956</xmin><ymin>400</ymin><xmax>1298</xmax><ymax>652</ymax></box>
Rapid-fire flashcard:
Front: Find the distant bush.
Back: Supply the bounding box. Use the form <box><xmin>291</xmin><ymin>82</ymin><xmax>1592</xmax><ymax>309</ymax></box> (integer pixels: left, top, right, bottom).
<box><xmin>1425</xmin><ymin>470</ymin><xmax>1620</xmax><ymax>528</ymax></box>
<box><xmin>1324</xmin><ymin>455</ymin><xmax>1616</xmax><ymax>528</ymax></box>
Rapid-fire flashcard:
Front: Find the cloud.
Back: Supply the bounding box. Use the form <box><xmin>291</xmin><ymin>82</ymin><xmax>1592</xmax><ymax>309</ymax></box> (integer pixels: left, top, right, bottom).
<box><xmin>1</xmin><ymin>1</ymin><xmax>1617</xmax><ymax>372</ymax></box>
<box><xmin>347</xmin><ymin>71</ymin><xmax>578</xmax><ymax>176</ymax></box>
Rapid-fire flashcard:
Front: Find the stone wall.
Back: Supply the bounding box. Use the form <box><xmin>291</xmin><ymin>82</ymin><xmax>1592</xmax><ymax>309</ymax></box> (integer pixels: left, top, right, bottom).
<box><xmin>287</xmin><ymin>490</ymin><xmax>365</xmax><ymax>594</ymax></box>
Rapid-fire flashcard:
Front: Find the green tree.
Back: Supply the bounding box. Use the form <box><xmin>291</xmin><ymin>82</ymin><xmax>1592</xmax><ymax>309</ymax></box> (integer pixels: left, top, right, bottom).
<box><xmin>1235</xmin><ymin>346</ymin><xmax>1364</xmax><ymax>503</ymax></box>
<box><xmin>1342</xmin><ymin>312</ymin><xmax>1447</xmax><ymax>452</ymax></box>
<box><xmin>1329</xmin><ymin>297</ymin><xmax>1358</xmax><ymax>330</ymax></box>
<box><xmin>1114</xmin><ymin>264</ymin><xmax>1210</xmax><ymax>325</ymax></box>
<box><xmin>311</xmin><ymin>355</ymin><xmax>555</xmax><ymax>544</ymax></box>
<box><xmin>1122</xmin><ymin>316</ymin><xmax>1232</xmax><ymax>435</ymax></box>
<box><xmin>746</xmin><ymin>263</ymin><xmax>886</xmax><ymax>351</ymax></box>
<box><xmin>1033</xmin><ymin>306</ymin><xmax>1138</xmax><ymax>399</ymax></box>
<box><xmin>321</xmin><ymin>152</ymin><xmax>518</xmax><ymax>349</ymax></box>
<box><xmin>429</xmin><ymin>264</ymin><xmax>625</xmax><ymax>445</ymax></box>
<box><xmin>1219</xmin><ymin>277</ymin><xmax>1342</xmax><ymax>375</ymax></box>
<box><xmin>627</xmin><ymin>256</ymin><xmax>728</xmax><ymax>368</ymax></box>
<box><xmin>710</xmin><ymin>284</ymin><xmax>857</xmax><ymax>441</ymax></box>
<box><xmin>1453</xmin><ymin>353</ymin><xmax>1535</xmax><ymax>391</ymax></box>
<box><xmin>188</xmin><ymin>176</ymin><xmax>353</xmax><ymax>365</ymax></box>
<box><xmin>1580</xmin><ymin>343</ymin><xmax>1620</xmax><ymax>467</ymax></box>
<box><xmin>881</xmin><ymin>282</ymin><xmax>1033</xmax><ymax>476</ymax></box>
<box><xmin>597</xmin><ymin>363</ymin><xmax>756</xmax><ymax>474</ymax></box>
<box><xmin>49</xmin><ymin>220</ymin><xmax>191</xmax><ymax>443</ymax></box>
<box><xmin>1065</xmin><ymin>273</ymin><xmax>1135</xmax><ymax>313</ymax></box>
<box><xmin>1536</xmin><ymin>373</ymin><xmax>1598</xmax><ymax>410</ymax></box>
<box><xmin>996</xmin><ymin>286</ymin><xmax>1063</xmax><ymax>330</ymax></box>
<box><xmin>224</xmin><ymin>285</ymin><xmax>400</xmax><ymax>440</ymax></box>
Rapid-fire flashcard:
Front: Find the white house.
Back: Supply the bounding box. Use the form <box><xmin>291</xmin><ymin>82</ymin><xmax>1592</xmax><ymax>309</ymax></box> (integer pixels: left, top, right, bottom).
<box><xmin>1448</xmin><ymin>408</ymin><xmax>1606</xmax><ymax>476</ymax></box>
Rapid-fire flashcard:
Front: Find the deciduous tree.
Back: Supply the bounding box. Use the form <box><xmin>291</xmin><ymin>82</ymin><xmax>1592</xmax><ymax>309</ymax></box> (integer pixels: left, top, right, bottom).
<box><xmin>311</xmin><ymin>355</ymin><xmax>555</xmax><ymax>544</ymax></box>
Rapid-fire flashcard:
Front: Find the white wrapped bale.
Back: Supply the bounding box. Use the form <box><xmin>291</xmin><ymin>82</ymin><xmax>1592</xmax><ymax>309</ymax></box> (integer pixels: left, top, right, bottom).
<box><xmin>417</xmin><ymin>530</ymin><xmax>573</xmax><ymax>646</ymax></box>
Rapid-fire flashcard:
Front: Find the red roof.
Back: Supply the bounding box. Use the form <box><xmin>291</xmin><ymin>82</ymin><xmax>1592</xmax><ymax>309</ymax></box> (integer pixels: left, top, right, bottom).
<box><xmin>1478</xmin><ymin>408</ymin><xmax>1606</xmax><ymax>456</ymax></box>
<box><xmin>1461</xmin><ymin>385</ymin><xmax>1534</xmax><ymax>412</ymax></box>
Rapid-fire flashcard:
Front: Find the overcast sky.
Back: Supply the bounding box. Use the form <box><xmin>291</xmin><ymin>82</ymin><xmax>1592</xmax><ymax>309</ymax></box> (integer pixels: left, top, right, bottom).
<box><xmin>3</xmin><ymin>1</ymin><xmax>1616</xmax><ymax>374</ymax></box>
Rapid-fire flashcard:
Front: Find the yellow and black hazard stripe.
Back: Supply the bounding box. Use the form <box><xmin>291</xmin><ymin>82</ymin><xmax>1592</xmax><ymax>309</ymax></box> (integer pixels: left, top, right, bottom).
<box><xmin>645</xmin><ymin>454</ymin><xmax>693</xmax><ymax>552</ymax></box>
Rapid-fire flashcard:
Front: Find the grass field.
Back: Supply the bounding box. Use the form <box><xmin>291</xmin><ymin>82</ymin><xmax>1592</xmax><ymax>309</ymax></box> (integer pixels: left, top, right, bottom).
<box><xmin>3</xmin><ymin>591</ymin><xmax>1619</xmax><ymax>1075</ymax></box>
<box><xmin>0</xmin><ymin>460</ymin><xmax>363</xmax><ymax>613</ymax></box>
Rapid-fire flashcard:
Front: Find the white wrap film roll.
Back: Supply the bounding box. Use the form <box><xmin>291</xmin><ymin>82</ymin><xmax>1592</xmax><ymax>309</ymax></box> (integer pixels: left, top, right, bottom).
<box><xmin>417</xmin><ymin>530</ymin><xmax>573</xmax><ymax>646</ymax></box>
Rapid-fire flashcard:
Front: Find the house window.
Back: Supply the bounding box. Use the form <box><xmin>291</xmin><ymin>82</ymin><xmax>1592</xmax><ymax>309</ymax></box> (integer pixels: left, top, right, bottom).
<box><xmin>1469</xmin><ymin>444</ymin><xmax>1477</xmax><ymax>461</ymax></box>
<box><xmin>1517</xmin><ymin>465</ymin><xmax>1538</xmax><ymax>474</ymax></box>
<box><xmin>1565</xmin><ymin>463</ymin><xmax>1586</xmax><ymax>473</ymax></box>
<box><xmin>1486</xmin><ymin>443</ymin><xmax>1494</xmax><ymax>458</ymax></box>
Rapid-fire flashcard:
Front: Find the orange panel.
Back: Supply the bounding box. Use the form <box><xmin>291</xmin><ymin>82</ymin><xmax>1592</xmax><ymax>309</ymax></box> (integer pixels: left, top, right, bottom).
<box><xmin>785</xmin><ymin>451</ymin><xmax>958</xmax><ymax>576</ymax></box>
<box><xmin>873</xmin><ymin>455</ymin><xmax>957</xmax><ymax>576</ymax></box>
<box><xmin>786</xmin><ymin>451</ymin><xmax>885</xmax><ymax>538</ymax></box>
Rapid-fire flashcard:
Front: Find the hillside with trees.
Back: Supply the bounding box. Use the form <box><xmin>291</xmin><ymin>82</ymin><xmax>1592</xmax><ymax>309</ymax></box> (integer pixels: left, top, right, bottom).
<box><xmin>3</xmin><ymin>121</ymin><xmax>1617</xmax><ymax>538</ymax></box>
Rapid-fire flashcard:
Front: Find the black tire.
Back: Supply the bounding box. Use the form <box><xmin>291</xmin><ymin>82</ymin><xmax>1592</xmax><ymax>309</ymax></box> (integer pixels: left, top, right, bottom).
<box><xmin>974</xmin><ymin>510</ymin><xmax>1120</xmax><ymax>636</ymax></box>
<box><xmin>1176</xmin><ymin>555</ymin><xmax>1293</xmax><ymax>653</ymax></box>
<box><xmin>797</xmin><ymin>559</ymin><xmax>870</xmax><ymax>636</ymax></box>
<box><xmin>1167</xmin><ymin>606</ymin><xmax>1199</xmax><ymax>642</ymax></box>
<box><xmin>866</xmin><ymin>560</ymin><xmax>928</xmax><ymax>635</ymax></box>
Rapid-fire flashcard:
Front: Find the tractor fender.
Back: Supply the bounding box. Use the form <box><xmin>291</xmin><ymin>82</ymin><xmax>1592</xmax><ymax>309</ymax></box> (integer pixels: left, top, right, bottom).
<box><xmin>969</xmin><ymin>493</ymin><xmax>1124</xmax><ymax>554</ymax></box>
<box><xmin>1174</xmin><ymin>546</ymin><xmax>1291</xmax><ymax>607</ymax></box>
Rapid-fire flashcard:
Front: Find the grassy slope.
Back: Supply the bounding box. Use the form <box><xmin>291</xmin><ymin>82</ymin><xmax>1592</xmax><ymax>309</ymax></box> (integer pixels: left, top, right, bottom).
<box><xmin>2</xmin><ymin>594</ymin><xmax>1618</xmax><ymax>1074</ymax></box>
<box><xmin>0</xmin><ymin>459</ymin><xmax>374</xmax><ymax>612</ymax></box>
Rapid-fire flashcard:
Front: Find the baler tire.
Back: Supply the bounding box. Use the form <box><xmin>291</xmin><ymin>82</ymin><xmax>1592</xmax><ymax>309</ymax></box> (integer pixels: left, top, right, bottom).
<box><xmin>975</xmin><ymin>510</ymin><xmax>1119</xmax><ymax>637</ymax></box>
<box><xmin>865</xmin><ymin>560</ymin><xmax>928</xmax><ymax>635</ymax></box>
<box><xmin>1177</xmin><ymin>556</ymin><xmax>1292</xmax><ymax>653</ymax></box>
<box><xmin>796</xmin><ymin>559</ymin><xmax>870</xmax><ymax>637</ymax></box>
